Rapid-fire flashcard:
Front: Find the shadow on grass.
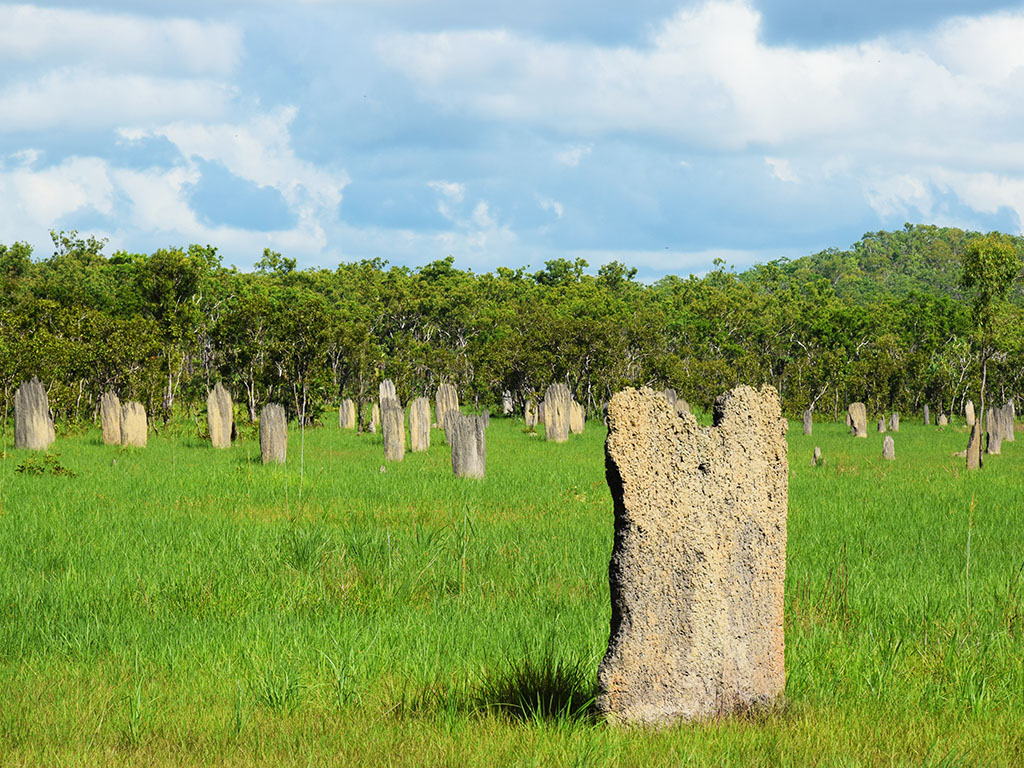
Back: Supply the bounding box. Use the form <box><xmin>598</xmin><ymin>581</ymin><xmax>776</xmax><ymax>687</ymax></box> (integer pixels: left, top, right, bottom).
<box><xmin>476</xmin><ymin>649</ymin><xmax>599</xmax><ymax>724</ymax></box>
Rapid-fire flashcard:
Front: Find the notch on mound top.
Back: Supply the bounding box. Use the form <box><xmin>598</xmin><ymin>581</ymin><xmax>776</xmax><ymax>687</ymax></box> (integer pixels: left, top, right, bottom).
<box><xmin>598</xmin><ymin>385</ymin><xmax>788</xmax><ymax>726</ymax></box>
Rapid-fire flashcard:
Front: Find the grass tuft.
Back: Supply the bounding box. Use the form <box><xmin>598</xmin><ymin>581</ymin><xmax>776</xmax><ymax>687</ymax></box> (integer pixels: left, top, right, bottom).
<box><xmin>280</xmin><ymin>523</ymin><xmax>335</xmax><ymax>571</ymax></box>
<box><xmin>476</xmin><ymin>647</ymin><xmax>598</xmax><ymax>723</ymax></box>
<box><xmin>250</xmin><ymin>661</ymin><xmax>303</xmax><ymax>713</ymax></box>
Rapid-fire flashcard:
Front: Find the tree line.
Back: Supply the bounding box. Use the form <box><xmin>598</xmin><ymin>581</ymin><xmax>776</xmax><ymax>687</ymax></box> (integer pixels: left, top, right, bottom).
<box><xmin>2</xmin><ymin>224</ymin><xmax>1021</xmax><ymax>431</ymax></box>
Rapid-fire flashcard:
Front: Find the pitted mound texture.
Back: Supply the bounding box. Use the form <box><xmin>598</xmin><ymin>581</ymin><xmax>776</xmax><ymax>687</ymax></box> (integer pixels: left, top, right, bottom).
<box><xmin>339</xmin><ymin>399</ymin><xmax>356</xmax><ymax>429</ymax></box>
<box><xmin>987</xmin><ymin>407</ymin><xmax>1005</xmax><ymax>454</ymax></box>
<box><xmin>410</xmin><ymin>397</ymin><xmax>431</xmax><ymax>452</ymax></box>
<box><xmin>120</xmin><ymin>401</ymin><xmax>147</xmax><ymax>448</ymax></box>
<box><xmin>965</xmin><ymin>401</ymin><xmax>976</xmax><ymax>427</ymax></box>
<box><xmin>15</xmin><ymin>377</ymin><xmax>56</xmax><ymax>451</ymax></box>
<box><xmin>524</xmin><ymin>399</ymin><xmax>537</xmax><ymax>428</ymax></box>
<box><xmin>847</xmin><ymin>402</ymin><xmax>867</xmax><ymax>437</ymax></box>
<box><xmin>569</xmin><ymin>400</ymin><xmax>585</xmax><ymax>435</ymax></box>
<box><xmin>378</xmin><ymin>379</ymin><xmax>397</xmax><ymax>404</ymax></box>
<box><xmin>435</xmin><ymin>382</ymin><xmax>459</xmax><ymax>429</ymax></box>
<box><xmin>544</xmin><ymin>383</ymin><xmax>571</xmax><ymax>443</ymax></box>
<box><xmin>598</xmin><ymin>385</ymin><xmax>788</xmax><ymax>726</ymax></box>
<box><xmin>382</xmin><ymin>398</ymin><xmax>405</xmax><ymax>461</ymax></box>
<box><xmin>802</xmin><ymin>409</ymin><xmax>812</xmax><ymax>435</ymax></box>
<box><xmin>449</xmin><ymin>412</ymin><xmax>486</xmax><ymax>478</ymax></box>
<box><xmin>260</xmin><ymin>403</ymin><xmax>287</xmax><ymax>464</ymax></box>
<box><xmin>882</xmin><ymin>435</ymin><xmax>895</xmax><ymax>460</ymax></box>
<box><xmin>101</xmin><ymin>392</ymin><xmax>122</xmax><ymax>446</ymax></box>
<box><xmin>207</xmin><ymin>383</ymin><xmax>233</xmax><ymax>449</ymax></box>
<box><xmin>967</xmin><ymin>422</ymin><xmax>983</xmax><ymax>470</ymax></box>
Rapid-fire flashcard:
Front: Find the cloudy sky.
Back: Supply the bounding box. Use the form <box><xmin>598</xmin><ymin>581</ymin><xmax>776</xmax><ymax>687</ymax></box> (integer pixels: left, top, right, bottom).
<box><xmin>2</xmin><ymin>0</ymin><xmax>1024</xmax><ymax>277</ymax></box>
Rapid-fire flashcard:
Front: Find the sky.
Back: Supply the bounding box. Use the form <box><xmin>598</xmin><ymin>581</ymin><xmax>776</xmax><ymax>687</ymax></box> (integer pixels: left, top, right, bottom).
<box><xmin>2</xmin><ymin>0</ymin><xmax>1024</xmax><ymax>278</ymax></box>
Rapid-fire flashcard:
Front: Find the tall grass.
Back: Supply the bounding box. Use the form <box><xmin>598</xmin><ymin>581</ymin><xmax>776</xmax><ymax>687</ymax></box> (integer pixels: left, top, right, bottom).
<box><xmin>0</xmin><ymin>414</ymin><xmax>1022</xmax><ymax>765</ymax></box>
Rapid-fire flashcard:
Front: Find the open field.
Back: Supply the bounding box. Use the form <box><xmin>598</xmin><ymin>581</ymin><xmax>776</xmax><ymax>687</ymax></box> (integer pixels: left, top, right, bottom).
<box><xmin>1</xmin><ymin>414</ymin><xmax>1023</xmax><ymax>766</ymax></box>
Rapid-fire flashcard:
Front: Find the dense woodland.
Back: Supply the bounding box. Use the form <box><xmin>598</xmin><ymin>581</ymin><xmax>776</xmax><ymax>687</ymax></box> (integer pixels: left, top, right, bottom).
<box><xmin>2</xmin><ymin>224</ymin><xmax>1022</xmax><ymax>429</ymax></box>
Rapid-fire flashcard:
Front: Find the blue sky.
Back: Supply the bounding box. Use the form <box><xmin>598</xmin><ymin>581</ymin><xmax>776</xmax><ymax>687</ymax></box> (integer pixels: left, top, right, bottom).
<box><xmin>1</xmin><ymin>0</ymin><xmax>1023</xmax><ymax>278</ymax></box>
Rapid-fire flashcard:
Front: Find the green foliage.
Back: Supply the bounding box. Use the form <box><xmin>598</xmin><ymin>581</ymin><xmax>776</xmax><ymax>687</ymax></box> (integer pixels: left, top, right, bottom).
<box><xmin>14</xmin><ymin>452</ymin><xmax>76</xmax><ymax>477</ymax></box>
<box><xmin>786</xmin><ymin>224</ymin><xmax>976</xmax><ymax>301</ymax></box>
<box><xmin>255</xmin><ymin>247</ymin><xmax>296</xmax><ymax>276</ymax></box>
<box><xmin>958</xmin><ymin>232</ymin><xmax>1022</xmax><ymax>414</ymax></box>
<box><xmin>960</xmin><ymin>232</ymin><xmax>1022</xmax><ymax>324</ymax></box>
<box><xmin>1</xmin><ymin>223</ymin><xmax>1024</xmax><ymax>428</ymax></box>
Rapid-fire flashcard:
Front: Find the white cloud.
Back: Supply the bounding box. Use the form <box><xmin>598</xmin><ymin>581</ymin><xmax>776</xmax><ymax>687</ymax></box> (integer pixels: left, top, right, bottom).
<box><xmin>427</xmin><ymin>180</ymin><xmax>465</xmax><ymax>202</ymax></box>
<box><xmin>428</xmin><ymin>183</ymin><xmax>468</xmax><ymax>222</ymax></box>
<box><xmin>864</xmin><ymin>166</ymin><xmax>1024</xmax><ymax>231</ymax></box>
<box><xmin>112</xmin><ymin>165</ymin><xmax>333</xmax><ymax>258</ymax></box>
<box><xmin>420</xmin><ymin>182</ymin><xmax>514</xmax><ymax>255</ymax></box>
<box><xmin>0</xmin><ymin>154</ymin><xmax>115</xmax><ymax>228</ymax></box>
<box><xmin>864</xmin><ymin>173</ymin><xmax>935</xmax><ymax>221</ymax></box>
<box><xmin>471</xmin><ymin>201</ymin><xmax>494</xmax><ymax>228</ymax></box>
<box><xmin>0</xmin><ymin>7</ymin><xmax>348</xmax><ymax>265</ymax></box>
<box><xmin>539</xmin><ymin>197</ymin><xmax>564</xmax><ymax>218</ymax></box>
<box><xmin>928</xmin><ymin>12</ymin><xmax>1024</xmax><ymax>82</ymax></box>
<box><xmin>765</xmin><ymin>156</ymin><xmax>799</xmax><ymax>184</ymax></box>
<box><xmin>938</xmin><ymin>171</ymin><xmax>1024</xmax><ymax>222</ymax></box>
<box><xmin>427</xmin><ymin>180</ymin><xmax>466</xmax><ymax>219</ymax></box>
<box><xmin>126</xmin><ymin>108</ymin><xmax>349</xmax><ymax>228</ymax></box>
<box><xmin>555</xmin><ymin>145</ymin><xmax>592</xmax><ymax>167</ymax></box>
<box><xmin>379</xmin><ymin>0</ymin><xmax>1024</xmax><ymax>231</ymax></box>
<box><xmin>109</xmin><ymin>165</ymin><xmax>200</xmax><ymax>234</ymax></box>
<box><xmin>380</xmin><ymin>0</ymin><xmax>1002</xmax><ymax>150</ymax></box>
<box><xmin>0</xmin><ymin>6</ymin><xmax>241</xmax><ymax>135</ymax></box>
<box><xmin>0</xmin><ymin>5</ymin><xmax>242</xmax><ymax>75</ymax></box>
<box><xmin>9</xmin><ymin>148</ymin><xmax>42</xmax><ymax>166</ymax></box>
<box><xmin>0</xmin><ymin>108</ymin><xmax>349</xmax><ymax>265</ymax></box>
<box><xmin>0</xmin><ymin>70</ymin><xmax>234</xmax><ymax>133</ymax></box>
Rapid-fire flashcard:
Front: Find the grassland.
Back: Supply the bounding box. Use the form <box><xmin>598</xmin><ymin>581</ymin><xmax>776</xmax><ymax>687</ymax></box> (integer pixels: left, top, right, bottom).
<box><xmin>1</xmin><ymin>412</ymin><xmax>1023</xmax><ymax>766</ymax></box>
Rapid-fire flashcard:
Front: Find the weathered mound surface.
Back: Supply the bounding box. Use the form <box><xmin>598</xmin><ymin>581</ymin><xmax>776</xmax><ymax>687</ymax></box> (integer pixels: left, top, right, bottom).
<box><xmin>598</xmin><ymin>385</ymin><xmax>788</xmax><ymax>726</ymax></box>
<box><xmin>207</xmin><ymin>383</ymin><xmax>233</xmax><ymax>449</ymax></box>
<box><xmin>848</xmin><ymin>402</ymin><xmax>867</xmax><ymax>437</ymax></box>
<box><xmin>101</xmin><ymin>391</ymin><xmax>121</xmax><ymax>446</ymax></box>
<box><xmin>15</xmin><ymin>377</ymin><xmax>56</xmax><ymax>451</ymax></box>
<box><xmin>260</xmin><ymin>403</ymin><xmax>287</xmax><ymax>464</ymax></box>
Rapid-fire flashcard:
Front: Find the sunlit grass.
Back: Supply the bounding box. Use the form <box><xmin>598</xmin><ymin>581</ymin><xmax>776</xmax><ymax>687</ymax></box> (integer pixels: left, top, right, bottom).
<box><xmin>0</xmin><ymin>412</ymin><xmax>1022</xmax><ymax>765</ymax></box>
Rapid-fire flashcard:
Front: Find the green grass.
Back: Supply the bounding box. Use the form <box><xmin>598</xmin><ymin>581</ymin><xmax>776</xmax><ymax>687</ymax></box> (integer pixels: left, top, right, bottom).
<box><xmin>1</xmin><ymin>414</ymin><xmax>1023</xmax><ymax>766</ymax></box>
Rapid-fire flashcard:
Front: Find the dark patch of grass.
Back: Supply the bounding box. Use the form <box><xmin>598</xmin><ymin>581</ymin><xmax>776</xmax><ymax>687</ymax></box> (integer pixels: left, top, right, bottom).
<box><xmin>476</xmin><ymin>647</ymin><xmax>598</xmax><ymax>723</ymax></box>
<box><xmin>15</xmin><ymin>452</ymin><xmax>76</xmax><ymax>477</ymax></box>
<box><xmin>280</xmin><ymin>523</ymin><xmax>335</xmax><ymax>571</ymax></box>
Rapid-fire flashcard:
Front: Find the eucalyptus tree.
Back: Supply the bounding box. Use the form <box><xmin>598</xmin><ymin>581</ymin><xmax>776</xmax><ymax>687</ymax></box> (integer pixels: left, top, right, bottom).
<box><xmin>134</xmin><ymin>247</ymin><xmax>210</xmax><ymax>420</ymax></box>
<box><xmin>960</xmin><ymin>232</ymin><xmax>1022</xmax><ymax>429</ymax></box>
<box><xmin>213</xmin><ymin>273</ymin><xmax>275</xmax><ymax>422</ymax></box>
